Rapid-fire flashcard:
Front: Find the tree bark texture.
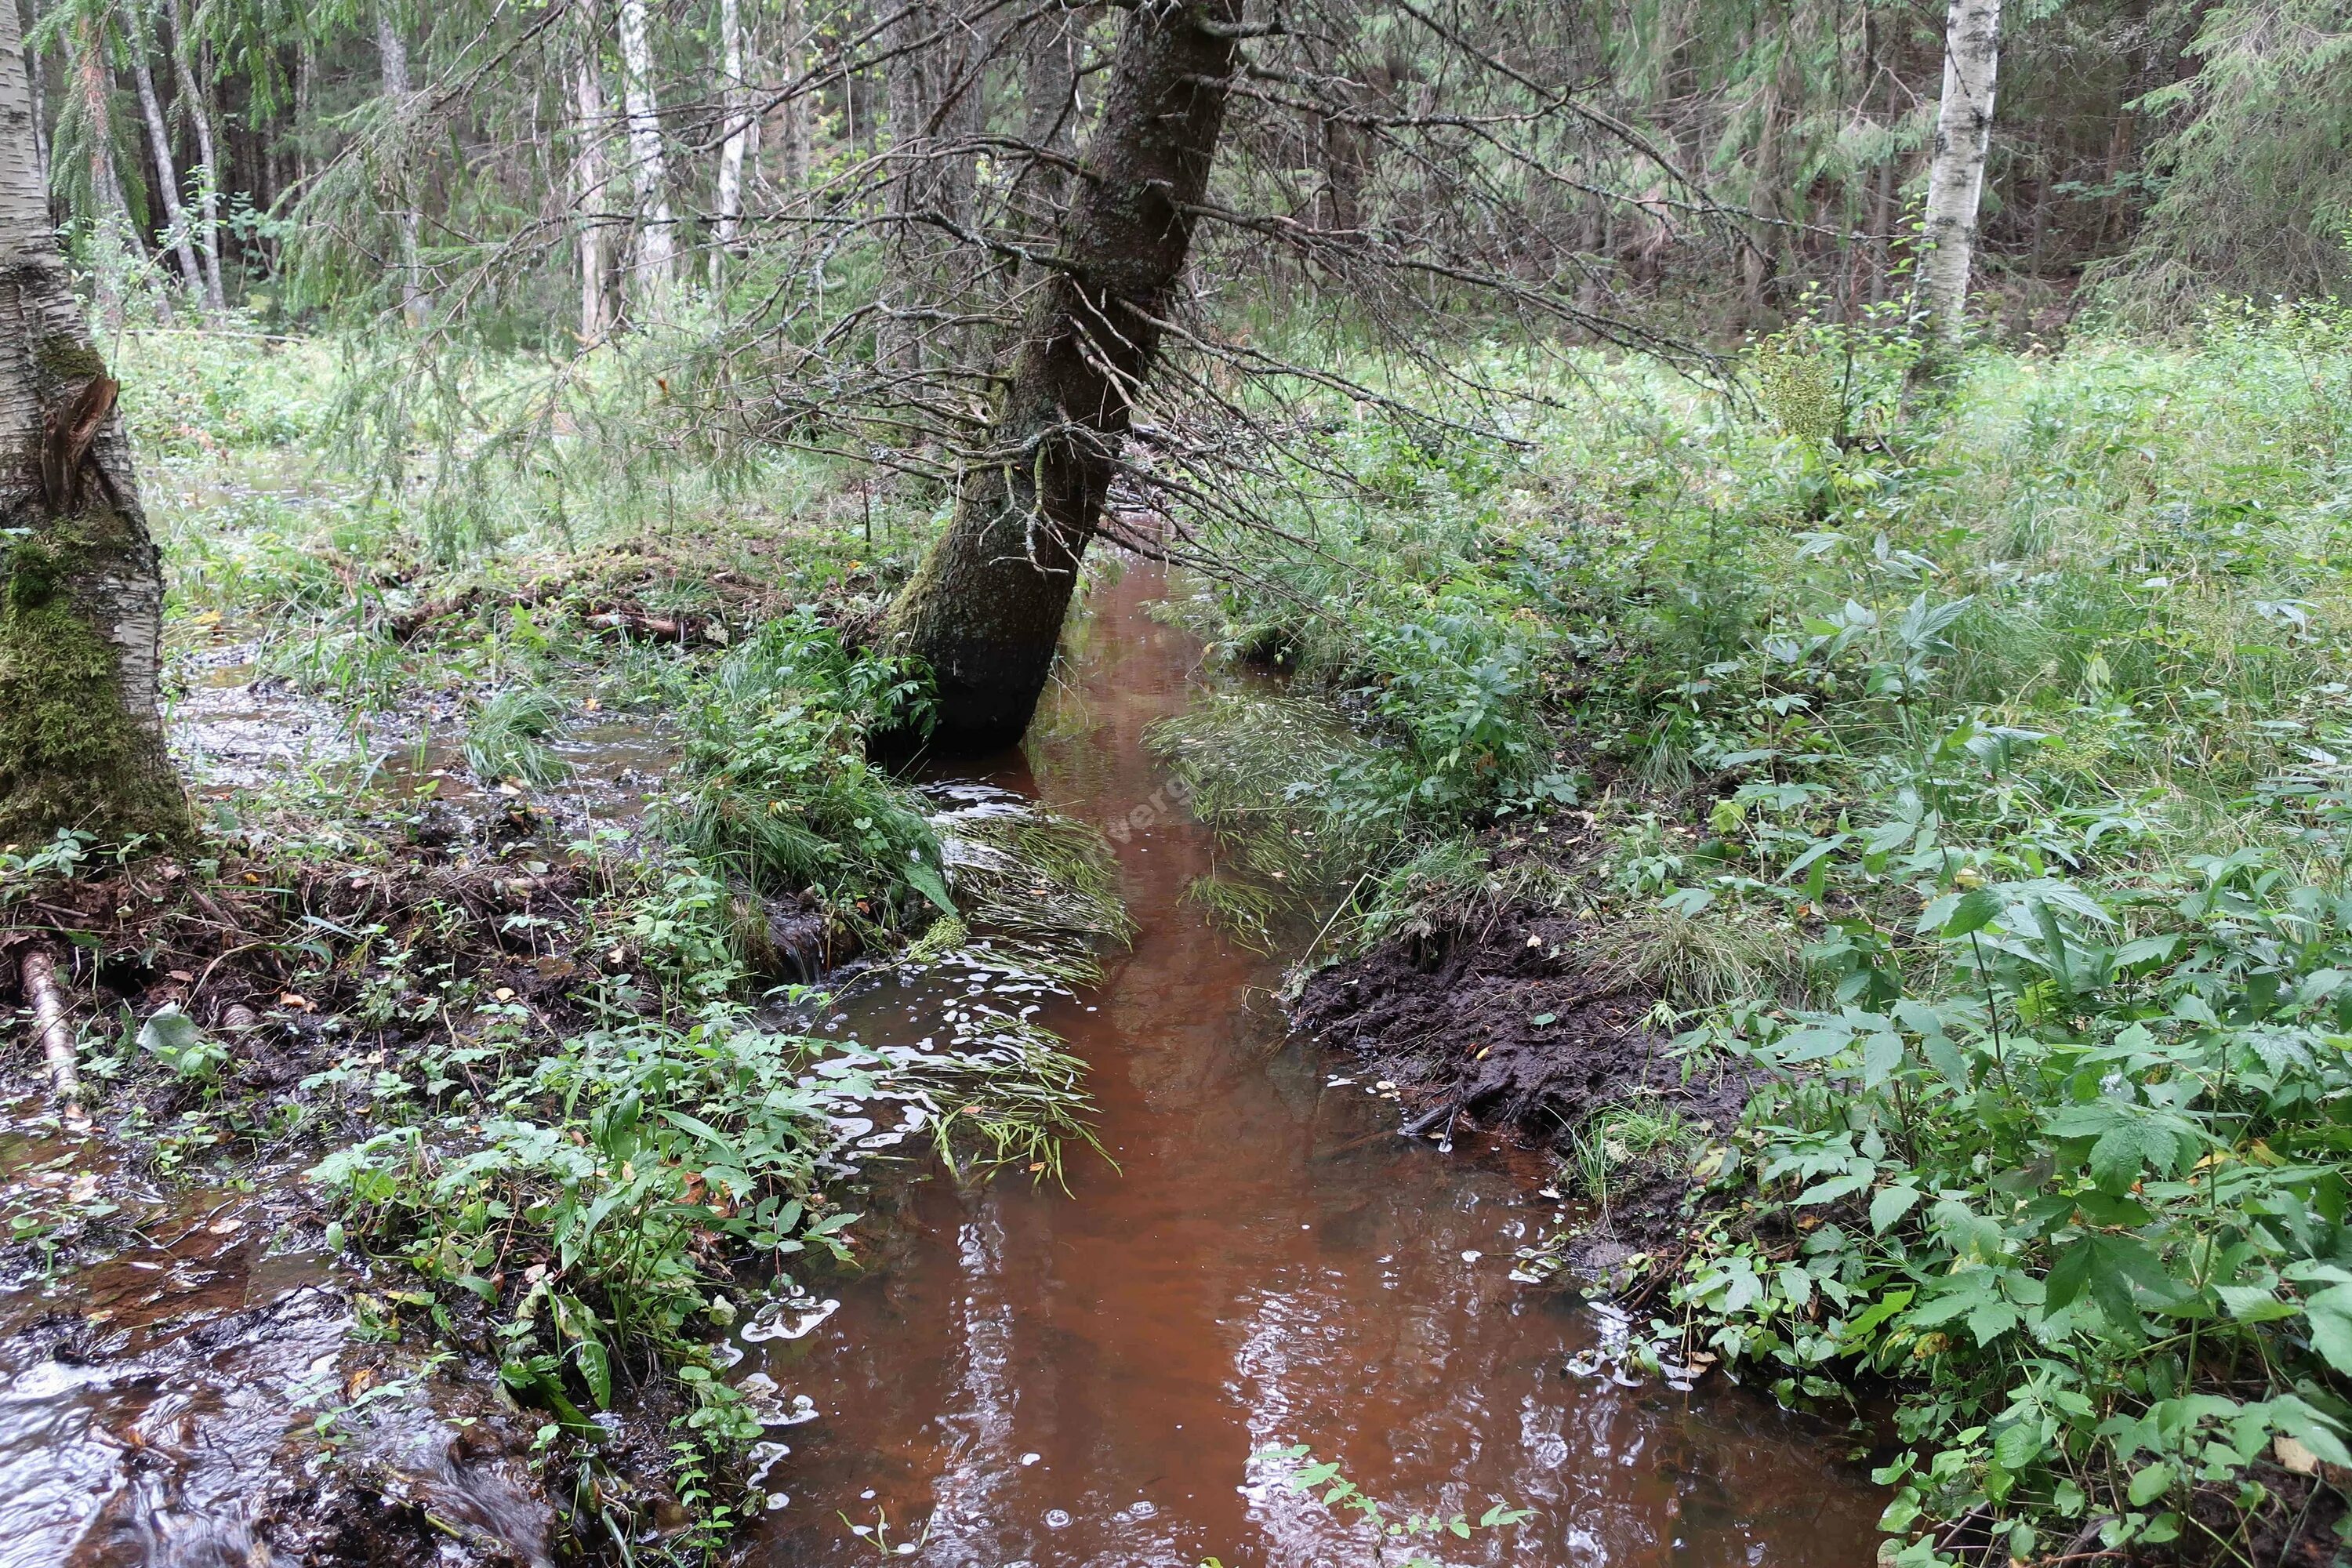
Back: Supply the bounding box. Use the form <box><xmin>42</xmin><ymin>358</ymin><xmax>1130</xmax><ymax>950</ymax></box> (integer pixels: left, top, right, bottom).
<box><xmin>126</xmin><ymin>0</ymin><xmax>202</xmax><ymax>299</ymax></box>
<box><xmin>1919</xmin><ymin>0</ymin><xmax>2001</xmax><ymax>337</ymax></box>
<box><xmin>777</xmin><ymin>0</ymin><xmax>813</xmax><ymax>189</ymax></box>
<box><xmin>166</xmin><ymin>0</ymin><xmax>226</xmax><ymax>312</ymax></box>
<box><xmin>21</xmin><ymin>946</ymin><xmax>85</xmax><ymax>1125</ymax></box>
<box><xmin>377</xmin><ymin>2</ymin><xmax>426</xmax><ymax>325</ymax></box>
<box><xmin>575</xmin><ymin>43</ymin><xmax>612</xmax><ymax>339</ymax></box>
<box><xmin>0</xmin><ymin>0</ymin><xmax>188</xmax><ymax>845</ymax></box>
<box><xmin>1019</xmin><ymin>2</ymin><xmax>1080</xmax><ymax>221</ymax></box>
<box><xmin>883</xmin><ymin>0</ymin><xmax>1243</xmax><ymax>750</ymax></box>
<box><xmin>616</xmin><ymin>0</ymin><xmax>677</xmax><ymax>305</ymax></box>
<box><xmin>713</xmin><ymin>0</ymin><xmax>748</xmax><ymax>262</ymax></box>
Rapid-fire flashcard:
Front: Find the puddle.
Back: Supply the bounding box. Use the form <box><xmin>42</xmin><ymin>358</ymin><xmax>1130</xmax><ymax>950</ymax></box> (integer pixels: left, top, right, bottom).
<box><xmin>741</xmin><ymin>564</ymin><xmax>1888</xmax><ymax>1567</ymax></box>
<box><xmin>165</xmin><ymin>646</ymin><xmax>677</xmax><ymax>826</ymax></box>
<box><xmin>166</xmin><ymin>644</ymin><xmax>365</xmax><ymax>795</ymax></box>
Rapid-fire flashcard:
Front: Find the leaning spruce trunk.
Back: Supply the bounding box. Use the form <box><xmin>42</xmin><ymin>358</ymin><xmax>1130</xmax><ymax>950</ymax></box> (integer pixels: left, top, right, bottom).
<box><xmin>0</xmin><ymin>0</ymin><xmax>187</xmax><ymax>845</ymax></box>
<box><xmin>1918</xmin><ymin>0</ymin><xmax>2002</xmax><ymax>339</ymax></box>
<box><xmin>884</xmin><ymin>0</ymin><xmax>1244</xmax><ymax>750</ymax></box>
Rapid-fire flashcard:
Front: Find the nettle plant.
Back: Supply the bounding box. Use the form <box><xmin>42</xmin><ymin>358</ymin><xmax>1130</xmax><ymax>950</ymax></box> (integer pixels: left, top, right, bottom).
<box><xmin>1666</xmin><ymin>847</ymin><xmax>2352</xmax><ymax>1563</ymax></box>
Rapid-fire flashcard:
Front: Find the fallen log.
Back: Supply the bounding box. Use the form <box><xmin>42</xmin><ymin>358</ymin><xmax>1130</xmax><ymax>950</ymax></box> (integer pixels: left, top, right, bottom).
<box><xmin>583</xmin><ymin>607</ymin><xmax>725</xmax><ymax>645</ymax></box>
<box><xmin>20</xmin><ymin>946</ymin><xmax>88</xmax><ymax>1129</ymax></box>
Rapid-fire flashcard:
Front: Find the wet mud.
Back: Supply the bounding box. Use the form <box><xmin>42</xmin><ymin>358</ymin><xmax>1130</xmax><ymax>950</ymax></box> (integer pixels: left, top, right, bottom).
<box><xmin>0</xmin><ymin>1093</ymin><xmax>561</xmax><ymax>1568</ymax></box>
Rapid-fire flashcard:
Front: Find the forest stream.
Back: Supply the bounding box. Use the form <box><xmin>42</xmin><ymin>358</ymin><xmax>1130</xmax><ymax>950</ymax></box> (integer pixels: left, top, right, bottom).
<box><xmin>0</xmin><ymin>561</ymin><xmax>1886</xmax><ymax>1568</ymax></box>
<box><xmin>740</xmin><ymin>563</ymin><xmax>1886</xmax><ymax>1567</ymax></box>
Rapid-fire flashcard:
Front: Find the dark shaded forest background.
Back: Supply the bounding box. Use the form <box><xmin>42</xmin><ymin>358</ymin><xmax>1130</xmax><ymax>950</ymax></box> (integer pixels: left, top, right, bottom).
<box><xmin>46</xmin><ymin>0</ymin><xmax>2352</xmax><ymax>350</ymax></box>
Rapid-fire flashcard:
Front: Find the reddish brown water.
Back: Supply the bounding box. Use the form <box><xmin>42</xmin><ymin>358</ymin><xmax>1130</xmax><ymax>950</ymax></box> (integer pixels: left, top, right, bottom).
<box><xmin>746</xmin><ymin>564</ymin><xmax>1886</xmax><ymax>1568</ymax></box>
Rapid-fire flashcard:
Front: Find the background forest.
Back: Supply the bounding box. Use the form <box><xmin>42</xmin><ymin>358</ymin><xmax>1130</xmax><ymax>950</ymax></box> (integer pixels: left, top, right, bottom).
<box><xmin>43</xmin><ymin>0</ymin><xmax>2352</xmax><ymax>344</ymax></box>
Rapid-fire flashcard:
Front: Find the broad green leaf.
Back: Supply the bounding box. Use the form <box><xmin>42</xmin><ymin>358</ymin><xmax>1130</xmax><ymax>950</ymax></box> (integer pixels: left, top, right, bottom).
<box><xmin>2127</xmin><ymin>1462</ymin><xmax>2174</xmax><ymax>1506</ymax></box>
<box><xmin>2302</xmin><ymin>1286</ymin><xmax>2352</xmax><ymax>1374</ymax></box>
<box><xmin>1992</xmin><ymin>1421</ymin><xmax>2044</xmax><ymax>1469</ymax></box>
<box><xmin>2216</xmin><ymin>1283</ymin><xmax>2299</xmax><ymax>1323</ymax></box>
<box><xmin>903</xmin><ymin>858</ymin><xmax>958</xmax><ymax>916</ymax></box>
<box><xmin>1870</xmin><ymin>1185</ymin><xmax>1923</xmax><ymax>1233</ymax></box>
<box><xmin>1940</xmin><ymin>887</ymin><xmax>2002</xmax><ymax>938</ymax></box>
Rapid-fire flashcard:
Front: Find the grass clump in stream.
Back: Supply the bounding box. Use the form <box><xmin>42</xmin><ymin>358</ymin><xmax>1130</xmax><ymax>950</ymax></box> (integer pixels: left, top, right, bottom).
<box><xmin>463</xmin><ymin>687</ymin><xmax>571</xmax><ymax>787</ymax></box>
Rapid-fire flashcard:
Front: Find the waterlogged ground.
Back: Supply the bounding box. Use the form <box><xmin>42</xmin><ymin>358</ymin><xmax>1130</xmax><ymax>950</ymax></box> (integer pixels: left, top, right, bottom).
<box><xmin>739</xmin><ymin>566</ymin><xmax>1887</xmax><ymax>1568</ymax></box>
<box><xmin>5</xmin><ymin>558</ymin><xmax>1883</xmax><ymax>1566</ymax></box>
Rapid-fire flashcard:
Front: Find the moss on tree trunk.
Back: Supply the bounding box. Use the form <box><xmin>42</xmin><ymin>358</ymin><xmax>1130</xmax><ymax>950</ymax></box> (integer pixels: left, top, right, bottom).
<box><xmin>883</xmin><ymin>0</ymin><xmax>1243</xmax><ymax>750</ymax></box>
<box><xmin>0</xmin><ymin>517</ymin><xmax>187</xmax><ymax>847</ymax></box>
<box><xmin>0</xmin><ymin>0</ymin><xmax>189</xmax><ymax>848</ymax></box>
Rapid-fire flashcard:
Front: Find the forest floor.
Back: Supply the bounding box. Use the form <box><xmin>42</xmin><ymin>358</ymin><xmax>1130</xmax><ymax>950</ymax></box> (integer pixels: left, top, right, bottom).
<box><xmin>2</xmin><ymin>330</ymin><xmax>1123</xmax><ymax>1564</ymax></box>
<box><xmin>9</xmin><ymin>306</ymin><xmax>2352</xmax><ymax>1566</ymax></box>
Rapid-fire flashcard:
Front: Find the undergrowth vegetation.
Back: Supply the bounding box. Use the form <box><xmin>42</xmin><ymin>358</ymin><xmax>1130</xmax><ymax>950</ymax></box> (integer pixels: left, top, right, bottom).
<box><xmin>1168</xmin><ymin>299</ymin><xmax>2352</xmax><ymax>1563</ymax></box>
<box><xmin>0</xmin><ymin>322</ymin><xmax>1134</xmax><ymax>1562</ymax></box>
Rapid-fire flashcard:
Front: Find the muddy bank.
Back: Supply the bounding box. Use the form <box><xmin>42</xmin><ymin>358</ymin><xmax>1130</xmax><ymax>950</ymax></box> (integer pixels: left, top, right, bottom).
<box><xmin>1289</xmin><ymin>896</ymin><xmax>1762</xmax><ymax>1289</ymax></box>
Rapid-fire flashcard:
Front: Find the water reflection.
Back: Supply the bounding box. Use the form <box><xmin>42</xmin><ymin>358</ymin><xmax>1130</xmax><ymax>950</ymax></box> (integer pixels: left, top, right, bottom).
<box><xmin>747</xmin><ymin>562</ymin><xmax>1884</xmax><ymax>1568</ymax></box>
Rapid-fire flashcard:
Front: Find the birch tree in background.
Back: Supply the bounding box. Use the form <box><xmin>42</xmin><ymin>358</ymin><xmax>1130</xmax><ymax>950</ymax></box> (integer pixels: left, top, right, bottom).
<box><xmin>574</xmin><ymin>38</ymin><xmax>613</xmax><ymax>339</ymax></box>
<box><xmin>124</xmin><ymin>0</ymin><xmax>201</xmax><ymax>304</ymax></box>
<box><xmin>1919</xmin><ymin>0</ymin><xmax>2003</xmax><ymax>338</ymax></box>
<box><xmin>377</xmin><ymin>0</ymin><xmax>426</xmax><ymax>325</ymax></box>
<box><xmin>615</xmin><ymin>0</ymin><xmax>676</xmax><ymax>307</ymax></box>
<box><xmin>0</xmin><ymin>0</ymin><xmax>187</xmax><ymax>842</ymax></box>
<box><xmin>165</xmin><ymin>0</ymin><xmax>224</xmax><ymax>312</ymax></box>
<box><xmin>713</xmin><ymin>0</ymin><xmax>748</xmax><ymax>269</ymax></box>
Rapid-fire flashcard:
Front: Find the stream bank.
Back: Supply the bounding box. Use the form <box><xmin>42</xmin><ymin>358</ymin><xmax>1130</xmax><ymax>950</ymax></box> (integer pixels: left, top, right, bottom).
<box><xmin>739</xmin><ymin>562</ymin><xmax>1886</xmax><ymax>1566</ymax></box>
<box><xmin>4</xmin><ymin>560</ymin><xmax>1888</xmax><ymax>1567</ymax></box>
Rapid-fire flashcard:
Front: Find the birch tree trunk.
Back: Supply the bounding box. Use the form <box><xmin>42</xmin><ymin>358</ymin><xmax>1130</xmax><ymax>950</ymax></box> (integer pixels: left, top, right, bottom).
<box><xmin>166</xmin><ymin>0</ymin><xmax>225</xmax><ymax>312</ymax></box>
<box><xmin>883</xmin><ymin>0</ymin><xmax>1243</xmax><ymax>749</ymax></box>
<box><xmin>713</xmin><ymin>0</ymin><xmax>748</xmax><ymax>270</ymax></box>
<box><xmin>615</xmin><ymin>0</ymin><xmax>677</xmax><ymax>307</ymax></box>
<box><xmin>1918</xmin><ymin>0</ymin><xmax>2002</xmax><ymax>339</ymax></box>
<box><xmin>575</xmin><ymin>45</ymin><xmax>612</xmax><ymax>340</ymax></box>
<box><xmin>23</xmin><ymin>30</ymin><xmax>42</xmax><ymax>191</ymax></box>
<box><xmin>0</xmin><ymin>0</ymin><xmax>188</xmax><ymax>844</ymax></box>
<box><xmin>377</xmin><ymin>2</ymin><xmax>426</xmax><ymax>326</ymax></box>
<box><xmin>779</xmin><ymin>0</ymin><xmax>811</xmax><ymax>189</ymax></box>
<box><xmin>126</xmin><ymin>0</ymin><xmax>202</xmax><ymax>300</ymax></box>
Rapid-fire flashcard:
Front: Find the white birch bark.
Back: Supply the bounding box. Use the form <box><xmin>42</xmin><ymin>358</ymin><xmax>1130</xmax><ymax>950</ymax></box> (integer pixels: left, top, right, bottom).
<box><xmin>0</xmin><ymin>0</ymin><xmax>184</xmax><ymax>840</ymax></box>
<box><xmin>575</xmin><ymin>48</ymin><xmax>612</xmax><ymax>339</ymax></box>
<box><xmin>166</xmin><ymin>0</ymin><xmax>225</xmax><ymax>311</ymax></box>
<box><xmin>778</xmin><ymin>0</ymin><xmax>811</xmax><ymax>190</ymax></box>
<box><xmin>713</xmin><ymin>0</ymin><xmax>747</xmax><ymax>263</ymax></box>
<box><xmin>126</xmin><ymin>0</ymin><xmax>201</xmax><ymax>299</ymax></box>
<box><xmin>615</xmin><ymin>0</ymin><xmax>677</xmax><ymax>307</ymax></box>
<box><xmin>1919</xmin><ymin>0</ymin><xmax>2002</xmax><ymax>338</ymax></box>
<box><xmin>378</xmin><ymin>2</ymin><xmax>426</xmax><ymax>326</ymax></box>
<box><xmin>22</xmin><ymin>23</ymin><xmax>42</xmax><ymax>191</ymax></box>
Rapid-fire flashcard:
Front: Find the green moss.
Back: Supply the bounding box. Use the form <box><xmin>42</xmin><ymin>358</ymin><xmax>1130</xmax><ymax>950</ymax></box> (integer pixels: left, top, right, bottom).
<box><xmin>5</xmin><ymin>536</ymin><xmax>60</xmax><ymax>610</ymax></box>
<box><xmin>0</xmin><ymin>586</ymin><xmax>188</xmax><ymax>848</ymax></box>
<box><xmin>33</xmin><ymin>335</ymin><xmax>109</xmax><ymax>387</ymax></box>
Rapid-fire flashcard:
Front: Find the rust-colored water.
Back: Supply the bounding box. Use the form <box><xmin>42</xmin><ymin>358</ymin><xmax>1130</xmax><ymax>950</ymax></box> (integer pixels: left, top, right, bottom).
<box><xmin>747</xmin><ymin>564</ymin><xmax>1886</xmax><ymax>1568</ymax></box>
